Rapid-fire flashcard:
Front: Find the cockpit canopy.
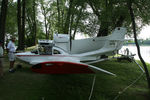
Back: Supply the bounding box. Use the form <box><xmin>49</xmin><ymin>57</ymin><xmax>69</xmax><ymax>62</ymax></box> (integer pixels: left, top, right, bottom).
<box><xmin>31</xmin><ymin>39</ymin><xmax>67</xmax><ymax>55</ymax></box>
<box><xmin>38</xmin><ymin>40</ymin><xmax>54</xmax><ymax>55</ymax></box>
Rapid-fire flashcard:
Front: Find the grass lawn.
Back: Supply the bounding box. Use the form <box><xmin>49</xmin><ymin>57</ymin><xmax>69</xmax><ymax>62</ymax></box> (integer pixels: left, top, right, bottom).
<box><xmin>0</xmin><ymin>56</ymin><xmax>150</xmax><ymax>100</ymax></box>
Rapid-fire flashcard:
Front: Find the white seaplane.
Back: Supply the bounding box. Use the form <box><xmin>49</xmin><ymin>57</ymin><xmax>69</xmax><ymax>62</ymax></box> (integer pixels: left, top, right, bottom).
<box><xmin>15</xmin><ymin>27</ymin><xmax>126</xmax><ymax>76</ymax></box>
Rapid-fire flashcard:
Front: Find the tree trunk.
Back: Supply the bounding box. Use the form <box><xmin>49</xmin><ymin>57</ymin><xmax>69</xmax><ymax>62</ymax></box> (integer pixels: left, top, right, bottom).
<box><xmin>17</xmin><ymin>0</ymin><xmax>22</xmax><ymax>50</ymax></box>
<box><xmin>61</xmin><ymin>9</ymin><xmax>64</xmax><ymax>32</ymax></box>
<box><xmin>114</xmin><ymin>16</ymin><xmax>125</xmax><ymax>28</ymax></box>
<box><xmin>127</xmin><ymin>0</ymin><xmax>150</xmax><ymax>89</ymax></box>
<box><xmin>64</xmin><ymin>0</ymin><xmax>73</xmax><ymax>34</ymax></box>
<box><xmin>69</xmin><ymin>13</ymin><xmax>74</xmax><ymax>36</ymax></box>
<box><xmin>57</xmin><ymin>0</ymin><xmax>60</xmax><ymax>33</ymax></box>
<box><xmin>44</xmin><ymin>17</ymin><xmax>48</xmax><ymax>39</ymax></box>
<box><xmin>97</xmin><ymin>23</ymin><xmax>108</xmax><ymax>37</ymax></box>
<box><xmin>97</xmin><ymin>0</ymin><xmax>108</xmax><ymax>37</ymax></box>
<box><xmin>33</xmin><ymin>0</ymin><xmax>36</xmax><ymax>45</ymax></box>
<box><xmin>21</xmin><ymin>0</ymin><xmax>25</xmax><ymax>50</ymax></box>
<box><xmin>41</xmin><ymin>4</ymin><xmax>48</xmax><ymax>39</ymax></box>
<box><xmin>72</xmin><ymin>6</ymin><xmax>83</xmax><ymax>39</ymax></box>
<box><xmin>88</xmin><ymin>0</ymin><xmax>108</xmax><ymax>37</ymax></box>
<box><xmin>0</xmin><ymin>0</ymin><xmax>8</xmax><ymax>47</ymax></box>
<box><xmin>25</xmin><ymin>18</ymin><xmax>34</xmax><ymax>47</ymax></box>
<box><xmin>17</xmin><ymin>0</ymin><xmax>25</xmax><ymax>50</ymax></box>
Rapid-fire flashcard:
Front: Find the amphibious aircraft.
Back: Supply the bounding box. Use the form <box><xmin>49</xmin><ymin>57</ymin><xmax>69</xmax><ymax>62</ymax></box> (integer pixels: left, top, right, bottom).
<box><xmin>15</xmin><ymin>27</ymin><xmax>126</xmax><ymax>76</ymax></box>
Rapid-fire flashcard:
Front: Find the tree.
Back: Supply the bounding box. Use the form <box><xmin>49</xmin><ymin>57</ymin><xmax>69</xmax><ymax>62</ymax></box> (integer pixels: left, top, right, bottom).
<box><xmin>56</xmin><ymin>0</ymin><xmax>61</xmax><ymax>33</ymax></box>
<box><xmin>25</xmin><ymin>0</ymin><xmax>38</xmax><ymax>46</ymax></box>
<box><xmin>17</xmin><ymin>0</ymin><xmax>26</xmax><ymax>50</ymax></box>
<box><xmin>39</xmin><ymin>0</ymin><xmax>56</xmax><ymax>39</ymax></box>
<box><xmin>86</xmin><ymin>0</ymin><xmax>150</xmax><ymax>37</ymax></box>
<box><xmin>32</xmin><ymin>0</ymin><xmax>37</xmax><ymax>45</ymax></box>
<box><xmin>6</xmin><ymin>2</ymin><xmax>18</xmax><ymax>36</ymax></box>
<box><xmin>0</xmin><ymin>0</ymin><xmax>8</xmax><ymax>47</ymax></box>
<box><xmin>72</xmin><ymin>7</ymin><xmax>83</xmax><ymax>39</ymax></box>
<box><xmin>21</xmin><ymin>0</ymin><xmax>25</xmax><ymax>49</ymax></box>
<box><xmin>40</xmin><ymin>0</ymin><xmax>49</xmax><ymax>39</ymax></box>
<box><xmin>63</xmin><ymin>0</ymin><xmax>74</xmax><ymax>34</ymax></box>
<box><xmin>87</xmin><ymin>0</ymin><xmax>127</xmax><ymax>36</ymax></box>
<box><xmin>127</xmin><ymin>0</ymin><xmax>150</xmax><ymax>89</ymax></box>
<box><xmin>3</xmin><ymin>0</ymin><xmax>150</xmax><ymax>47</ymax></box>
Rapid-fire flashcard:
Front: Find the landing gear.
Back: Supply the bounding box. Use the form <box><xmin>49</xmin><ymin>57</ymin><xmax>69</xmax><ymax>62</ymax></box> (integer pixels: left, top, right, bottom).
<box><xmin>117</xmin><ymin>55</ymin><xmax>133</xmax><ymax>62</ymax></box>
<box><xmin>117</xmin><ymin>48</ymin><xmax>136</xmax><ymax>62</ymax></box>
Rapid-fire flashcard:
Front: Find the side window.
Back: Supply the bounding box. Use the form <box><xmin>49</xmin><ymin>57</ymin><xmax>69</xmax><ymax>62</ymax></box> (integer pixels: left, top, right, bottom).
<box><xmin>53</xmin><ymin>49</ymin><xmax>61</xmax><ymax>54</ymax></box>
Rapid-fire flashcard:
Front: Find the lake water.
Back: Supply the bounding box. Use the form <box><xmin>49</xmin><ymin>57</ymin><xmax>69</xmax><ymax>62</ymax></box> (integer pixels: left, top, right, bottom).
<box><xmin>120</xmin><ymin>45</ymin><xmax>150</xmax><ymax>63</ymax></box>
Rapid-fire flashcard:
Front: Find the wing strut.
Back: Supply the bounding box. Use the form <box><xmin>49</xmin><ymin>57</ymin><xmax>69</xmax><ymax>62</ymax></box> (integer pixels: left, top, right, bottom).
<box><xmin>80</xmin><ymin>62</ymin><xmax>116</xmax><ymax>76</ymax></box>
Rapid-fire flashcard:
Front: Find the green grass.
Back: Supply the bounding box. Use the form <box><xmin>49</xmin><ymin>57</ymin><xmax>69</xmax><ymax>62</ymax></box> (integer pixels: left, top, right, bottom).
<box><xmin>0</xmin><ymin>56</ymin><xmax>150</xmax><ymax>100</ymax></box>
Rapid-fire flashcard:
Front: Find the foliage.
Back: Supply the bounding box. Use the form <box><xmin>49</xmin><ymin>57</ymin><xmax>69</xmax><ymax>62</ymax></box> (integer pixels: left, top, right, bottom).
<box><xmin>6</xmin><ymin>2</ymin><xmax>18</xmax><ymax>36</ymax></box>
<box><xmin>1</xmin><ymin>0</ymin><xmax>150</xmax><ymax>46</ymax></box>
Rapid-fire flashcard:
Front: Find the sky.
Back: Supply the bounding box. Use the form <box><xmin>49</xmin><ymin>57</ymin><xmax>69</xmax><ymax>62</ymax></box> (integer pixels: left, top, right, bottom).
<box><xmin>139</xmin><ymin>26</ymin><xmax>150</xmax><ymax>40</ymax></box>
